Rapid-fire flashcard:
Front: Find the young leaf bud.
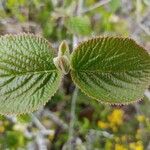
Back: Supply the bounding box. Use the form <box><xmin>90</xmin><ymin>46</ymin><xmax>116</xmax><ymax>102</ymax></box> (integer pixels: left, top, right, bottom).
<box><xmin>58</xmin><ymin>40</ymin><xmax>70</xmax><ymax>59</ymax></box>
<box><xmin>53</xmin><ymin>56</ymin><xmax>70</xmax><ymax>75</ymax></box>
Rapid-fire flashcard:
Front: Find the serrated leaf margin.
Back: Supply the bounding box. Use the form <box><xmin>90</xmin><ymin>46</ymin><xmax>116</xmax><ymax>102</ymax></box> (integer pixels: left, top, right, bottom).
<box><xmin>70</xmin><ymin>36</ymin><xmax>150</xmax><ymax>105</ymax></box>
<box><xmin>0</xmin><ymin>33</ymin><xmax>63</xmax><ymax>115</ymax></box>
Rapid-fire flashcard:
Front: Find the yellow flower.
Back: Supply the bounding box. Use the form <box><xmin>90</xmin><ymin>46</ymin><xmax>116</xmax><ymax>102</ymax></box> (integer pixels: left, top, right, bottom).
<box><xmin>136</xmin><ymin>129</ymin><xmax>142</xmax><ymax>139</ymax></box>
<box><xmin>105</xmin><ymin>141</ymin><xmax>113</xmax><ymax>150</ymax></box>
<box><xmin>108</xmin><ymin>109</ymin><xmax>124</xmax><ymax>126</ymax></box>
<box><xmin>136</xmin><ymin>141</ymin><xmax>144</xmax><ymax>150</ymax></box>
<box><xmin>97</xmin><ymin>121</ymin><xmax>109</xmax><ymax>129</ymax></box>
<box><xmin>110</xmin><ymin>124</ymin><xmax>118</xmax><ymax>132</ymax></box>
<box><xmin>136</xmin><ymin>115</ymin><xmax>145</xmax><ymax>122</ymax></box>
<box><xmin>13</xmin><ymin>123</ymin><xmax>27</xmax><ymax>132</ymax></box>
<box><xmin>130</xmin><ymin>143</ymin><xmax>136</xmax><ymax>149</ymax></box>
<box><xmin>115</xmin><ymin>144</ymin><xmax>127</xmax><ymax>150</ymax></box>
<box><xmin>48</xmin><ymin>130</ymin><xmax>55</xmax><ymax>141</ymax></box>
<box><xmin>0</xmin><ymin>126</ymin><xmax>5</xmax><ymax>133</ymax></box>
<box><xmin>48</xmin><ymin>134</ymin><xmax>54</xmax><ymax>141</ymax></box>
<box><xmin>115</xmin><ymin>137</ymin><xmax>120</xmax><ymax>142</ymax></box>
<box><xmin>129</xmin><ymin>141</ymin><xmax>144</xmax><ymax>150</ymax></box>
<box><xmin>121</xmin><ymin>135</ymin><xmax>127</xmax><ymax>142</ymax></box>
<box><xmin>4</xmin><ymin>120</ymin><xmax>9</xmax><ymax>126</ymax></box>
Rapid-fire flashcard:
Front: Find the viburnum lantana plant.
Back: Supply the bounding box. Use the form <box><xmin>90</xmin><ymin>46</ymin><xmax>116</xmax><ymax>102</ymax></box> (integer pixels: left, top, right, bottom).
<box><xmin>0</xmin><ymin>34</ymin><xmax>149</xmax><ymax>114</ymax></box>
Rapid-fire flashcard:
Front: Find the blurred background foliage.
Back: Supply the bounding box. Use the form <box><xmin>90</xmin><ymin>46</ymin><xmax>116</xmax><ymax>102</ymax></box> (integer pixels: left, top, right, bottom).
<box><xmin>0</xmin><ymin>0</ymin><xmax>150</xmax><ymax>149</ymax></box>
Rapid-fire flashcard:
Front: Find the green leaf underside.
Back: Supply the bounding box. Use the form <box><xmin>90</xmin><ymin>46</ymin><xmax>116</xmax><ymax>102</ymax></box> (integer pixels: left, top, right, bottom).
<box><xmin>71</xmin><ymin>37</ymin><xmax>150</xmax><ymax>104</ymax></box>
<box><xmin>0</xmin><ymin>34</ymin><xmax>62</xmax><ymax>114</ymax></box>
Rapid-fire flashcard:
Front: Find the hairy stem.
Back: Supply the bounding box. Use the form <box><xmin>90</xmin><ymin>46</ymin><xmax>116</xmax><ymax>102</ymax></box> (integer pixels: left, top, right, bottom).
<box><xmin>67</xmin><ymin>0</ymin><xmax>81</xmax><ymax>149</ymax></box>
<box><xmin>68</xmin><ymin>87</ymin><xmax>79</xmax><ymax>149</ymax></box>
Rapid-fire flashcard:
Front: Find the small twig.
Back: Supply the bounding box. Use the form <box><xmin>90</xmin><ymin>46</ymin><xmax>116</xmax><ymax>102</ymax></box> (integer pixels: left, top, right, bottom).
<box><xmin>134</xmin><ymin>103</ymin><xmax>146</xmax><ymax>143</ymax></box>
<box><xmin>136</xmin><ymin>0</ymin><xmax>150</xmax><ymax>36</ymax></box>
<box><xmin>138</xmin><ymin>23</ymin><xmax>150</xmax><ymax>36</ymax></box>
<box><xmin>31</xmin><ymin>114</ymin><xmax>55</xmax><ymax>150</ymax></box>
<box><xmin>43</xmin><ymin>109</ymin><xmax>68</xmax><ymax>130</ymax></box>
<box><xmin>31</xmin><ymin>114</ymin><xmax>45</xmax><ymax>130</ymax></box>
<box><xmin>145</xmin><ymin>90</ymin><xmax>150</xmax><ymax>100</ymax></box>
<box><xmin>77</xmin><ymin>0</ymin><xmax>84</xmax><ymax>15</ymax></box>
<box><xmin>35</xmin><ymin>132</ymin><xmax>47</xmax><ymax>150</ymax></box>
<box><xmin>86</xmin><ymin>129</ymin><xmax>113</xmax><ymax>150</ymax></box>
<box><xmin>82</xmin><ymin>0</ymin><xmax>111</xmax><ymax>14</ymax></box>
<box><xmin>31</xmin><ymin>114</ymin><xmax>54</xmax><ymax>135</ymax></box>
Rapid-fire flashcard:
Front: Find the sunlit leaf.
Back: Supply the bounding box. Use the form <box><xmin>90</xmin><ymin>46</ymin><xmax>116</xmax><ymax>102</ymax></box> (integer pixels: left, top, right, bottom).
<box><xmin>71</xmin><ymin>37</ymin><xmax>150</xmax><ymax>104</ymax></box>
<box><xmin>0</xmin><ymin>34</ymin><xmax>62</xmax><ymax>114</ymax></box>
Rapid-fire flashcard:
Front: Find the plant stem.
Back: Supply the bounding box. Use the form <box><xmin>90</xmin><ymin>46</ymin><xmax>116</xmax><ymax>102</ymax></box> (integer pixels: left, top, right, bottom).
<box><xmin>67</xmin><ymin>0</ymin><xmax>81</xmax><ymax>149</ymax></box>
<box><xmin>68</xmin><ymin>87</ymin><xmax>79</xmax><ymax>149</ymax></box>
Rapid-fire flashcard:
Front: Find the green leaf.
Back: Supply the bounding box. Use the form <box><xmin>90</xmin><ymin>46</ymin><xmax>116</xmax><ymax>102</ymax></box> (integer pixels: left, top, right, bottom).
<box><xmin>109</xmin><ymin>0</ymin><xmax>121</xmax><ymax>13</ymax></box>
<box><xmin>71</xmin><ymin>37</ymin><xmax>150</xmax><ymax>104</ymax></box>
<box><xmin>0</xmin><ymin>34</ymin><xmax>62</xmax><ymax>114</ymax></box>
<box><xmin>17</xmin><ymin>114</ymin><xmax>31</xmax><ymax>123</ymax></box>
<box><xmin>65</xmin><ymin>16</ymin><xmax>91</xmax><ymax>36</ymax></box>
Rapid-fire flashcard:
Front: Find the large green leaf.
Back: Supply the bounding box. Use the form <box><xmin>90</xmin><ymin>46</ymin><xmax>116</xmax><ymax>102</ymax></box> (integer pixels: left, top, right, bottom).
<box><xmin>0</xmin><ymin>34</ymin><xmax>62</xmax><ymax>114</ymax></box>
<box><xmin>71</xmin><ymin>37</ymin><xmax>150</xmax><ymax>104</ymax></box>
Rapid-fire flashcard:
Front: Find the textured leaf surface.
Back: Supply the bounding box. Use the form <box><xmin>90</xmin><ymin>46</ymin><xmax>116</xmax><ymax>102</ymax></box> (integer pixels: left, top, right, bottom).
<box><xmin>0</xmin><ymin>34</ymin><xmax>62</xmax><ymax>114</ymax></box>
<box><xmin>71</xmin><ymin>37</ymin><xmax>150</xmax><ymax>104</ymax></box>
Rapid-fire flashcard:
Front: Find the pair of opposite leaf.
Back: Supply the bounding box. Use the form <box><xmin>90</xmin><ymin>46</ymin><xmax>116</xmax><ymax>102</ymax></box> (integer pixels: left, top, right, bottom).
<box><xmin>0</xmin><ymin>34</ymin><xmax>150</xmax><ymax>115</ymax></box>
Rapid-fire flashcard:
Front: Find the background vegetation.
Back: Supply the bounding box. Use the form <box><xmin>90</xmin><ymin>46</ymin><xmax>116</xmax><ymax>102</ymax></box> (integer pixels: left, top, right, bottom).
<box><xmin>0</xmin><ymin>0</ymin><xmax>150</xmax><ymax>149</ymax></box>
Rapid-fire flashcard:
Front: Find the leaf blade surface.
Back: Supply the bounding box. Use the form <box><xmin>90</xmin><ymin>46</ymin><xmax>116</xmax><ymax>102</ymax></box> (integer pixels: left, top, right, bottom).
<box><xmin>0</xmin><ymin>34</ymin><xmax>62</xmax><ymax>114</ymax></box>
<box><xmin>71</xmin><ymin>37</ymin><xmax>150</xmax><ymax>104</ymax></box>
